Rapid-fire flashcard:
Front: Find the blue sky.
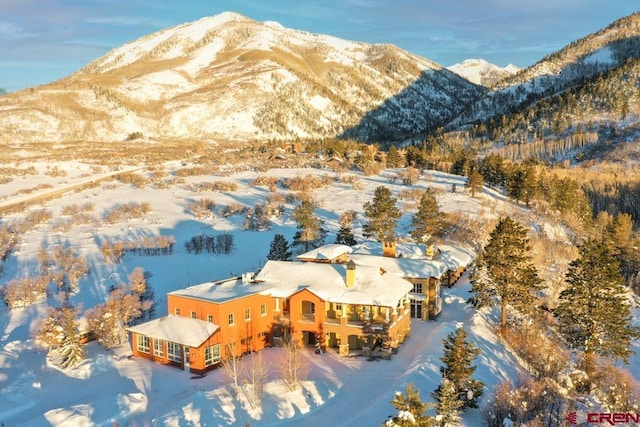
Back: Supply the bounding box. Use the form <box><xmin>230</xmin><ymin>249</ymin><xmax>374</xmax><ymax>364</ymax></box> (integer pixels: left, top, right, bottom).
<box><xmin>0</xmin><ymin>1</ymin><xmax>637</xmax><ymax>92</ymax></box>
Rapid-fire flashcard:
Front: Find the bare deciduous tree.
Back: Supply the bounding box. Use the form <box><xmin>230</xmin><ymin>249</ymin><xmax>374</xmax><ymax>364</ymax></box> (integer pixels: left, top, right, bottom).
<box><xmin>278</xmin><ymin>332</ymin><xmax>308</xmax><ymax>391</ymax></box>
<box><xmin>222</xmin><ymin>342</ymin><xmax>243</xmax><ymax>394</ymax></box>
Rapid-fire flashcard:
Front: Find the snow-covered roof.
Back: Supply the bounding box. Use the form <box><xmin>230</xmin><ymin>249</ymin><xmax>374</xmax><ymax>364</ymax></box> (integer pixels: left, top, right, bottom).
<box><xmin>254</xmin><ymin>261</ymin><xmax>412</xmax><ymax>307</ymax></box>
<box><xmin>127</xmin><ymin>315</ymin><xmax>218</xmax><ymax>348</ymax></box>
<box><xmin>169</xmin><ymin>277</ymin><xmax>266</xmax><ymax>303</ymax></box>
<box><xmin>351</xmin><ymin>242</ymin><xmax>474</xmax><ymax>276</ymax></box>
<box><xmin>438</xmin><ymin>244</ymin><xmax>475</xmax><ymax>270</ymax></box>
<box><xmin>296</xmin><ymin>244</ymin><xmax>353</xmax><ymax>261</ymax></box>
<box><xmin>351</xmin><ymin>254</ymin><xmax>448</xmax><ymax>279</ymax></box>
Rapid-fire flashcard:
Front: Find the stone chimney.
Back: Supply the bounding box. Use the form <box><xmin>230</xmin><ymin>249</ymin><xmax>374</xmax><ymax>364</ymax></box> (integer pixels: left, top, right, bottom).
<box><xmin>346</xmin><ymin>260</ymin><xmax>356</xmax><ymax>288</ymax></box>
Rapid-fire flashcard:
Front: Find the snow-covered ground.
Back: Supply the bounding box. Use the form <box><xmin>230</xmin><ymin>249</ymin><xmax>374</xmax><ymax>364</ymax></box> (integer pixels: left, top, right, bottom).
<box><xmin>0</xmin><ymin>163</ymin><xmax>636</xmax><ymax>426</ymax></box>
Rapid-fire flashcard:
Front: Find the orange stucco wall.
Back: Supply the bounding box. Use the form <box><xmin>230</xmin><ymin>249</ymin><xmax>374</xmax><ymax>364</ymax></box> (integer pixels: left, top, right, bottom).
<box><xmin>167</xmin><ymin>293</ymin><xmax>275</xmax><ymax>356</ymax></box>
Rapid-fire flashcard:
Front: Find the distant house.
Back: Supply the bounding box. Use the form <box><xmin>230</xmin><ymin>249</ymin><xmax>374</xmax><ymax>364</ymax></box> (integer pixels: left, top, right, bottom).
<box><xmin>126</xmin><ymin>240</ymin><xmax>472</xmax><ymax>374</ymax></box>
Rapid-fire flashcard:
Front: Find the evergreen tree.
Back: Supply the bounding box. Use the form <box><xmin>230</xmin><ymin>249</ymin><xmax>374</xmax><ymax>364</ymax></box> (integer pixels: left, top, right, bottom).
<box><xmin>478</xmin><ymin>153</ymin><xmax>507</xmax><ymax>188</ymax></box>
<box><xmin>389</xmin><ymin>383</ymin><xmax>435</xmax><ymax>426</ymax></box>
<box><xmin>335</xmin><ymin>225</ymin><xmax>357</xmax><ymax>246</ymax></box>
<box><xmin>556</xmin><ymin>239</ymin><xmax>639</xmax><ymax>379</ymax></box>
<box><xmin>607</xmin><ymin>213</ymin><xmax>639</xmax><ymax>282</ymax></box>
<box><xmin>335</xmin><ymin>211</ymin><xmax>357</xmax><ymax>246</ymax></box>
<box><xmin>432</xmin><ymin>377</ymin><xmax>463</xmax><ymax>426</ymax></box>
<box><xmin>470</xmin><ymin>216</ymin><xmax>541</xmax><ymax>336</ymax></box>
<box><xmin>292</xmin><ymin>200</ymin><xmax>325</xmax><ymax>252</ymax></box>
<box><xmin>386</xmin><ymin>145</ymin><xmax>405</xmax><ymax>168</ymax></box>
<box><xmin>267</xmin><ymin>233</ymin><xmax>292</xmax><ymax>261</ymax></box>
<box><xmin>434</xmin><ymin>327</ymin><xmax>484</xmax><ymax>409</ymax></box>
<box><xmin>58</xmin><ymin>307</ymin><xmax>85</xmax><ymax>369</ymax></box>
<box><xmin>465</xmin><ymin>168</ymin><xmax>483</xmax><ymax>198</ymax></box>
<box><xmin>507</xmin><ymin>164</ymin><xmax>537</xmax><ymax>206</ymax></box>
<box><xmin>363</xmin><ymin>186</ymin><xmax>402</xmax><ymax>241</ymax></box>
<box><xmin>410</xmin><ymin>188</ymin><xmax>446</xmax><ymax>242</ymax></box>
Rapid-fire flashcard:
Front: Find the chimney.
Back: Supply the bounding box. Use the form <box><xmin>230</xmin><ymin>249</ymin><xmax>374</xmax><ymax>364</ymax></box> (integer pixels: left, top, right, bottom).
<box><xmin>382</xmin><ymin>239</ymin><xmax>397</xmax><ymax>258</ymax></box>
<box><xmin>345</xmin><ymin>260</ymin><xmax>356</xmax><ymax>288</ymax></box>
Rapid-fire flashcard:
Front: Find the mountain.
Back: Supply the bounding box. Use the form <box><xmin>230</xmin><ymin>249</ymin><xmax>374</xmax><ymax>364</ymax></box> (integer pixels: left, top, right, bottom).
<box><xmin>0</xmin><ymin>12</ymin><xmax>481</xmax><ymax>144</ymax></box>
<box><xmin>447</xmin><ymin>59</ymin><xmax>519</xmax><ymax>87</ymax></box>
<box><xmin>450</xmin><ymin>12</ymin><xmax>640</xmax><ymax>129</ymax></box>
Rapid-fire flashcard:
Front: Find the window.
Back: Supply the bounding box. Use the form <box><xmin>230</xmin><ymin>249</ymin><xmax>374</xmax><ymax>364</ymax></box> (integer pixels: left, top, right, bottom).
<box><xmin>261</xmin><ymin>303</ymin><xmax>267</xmax><ymax>316</ymax></box>
<box><xmin>228</xmin><ymin>313</ymin><xmax>235</xmax><ymax>326</ymax></box>
<box><xmin>167</xmin><ymin>342</ymin><xmax>181</xmax><ymax>362</ymax></box>
<box><xmin>207</xmin><ymin>314</ymin><xmax>214</xmax><ymax>323</ymax></box>
<box><xmin>205</xmin><ymin>344</ymin><xmax>221</xmax><ymax>366</ymax></box>
<box><xmin>191</xmin><ymin>311</ymin><xmax>197</xmax><ymax>319</ymax></box>
<box><xmin>153</xmin><ymin>339</ymin><xmax>164</xmax><ymax>357</ymax></box>
<box><xmin>245</xmin><ymin>308</ymin><xmax>251</xmax><ymax>321</ymax></box>
<box><xmin>137</xmin><ymin>335</ymin><xmax>150</xmax><ymax>353</ymax></box>
<box><xmin>174</xmin><ymin>307</ymin><xmax>180</xmax><ymax>316</ymax></box>
<box><xmin>335</xmin><ymin>303</ymin><xmax>342</xmax><ymax>311</ymax></box>
<box><xmin>412</xmin><ymin>282</ymin><xmax>423</xmax><ymax>294</ymax></box>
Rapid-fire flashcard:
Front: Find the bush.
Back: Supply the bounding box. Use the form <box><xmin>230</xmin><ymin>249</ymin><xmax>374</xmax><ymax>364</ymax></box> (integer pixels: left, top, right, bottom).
<box><xmin>483</xmin><ymin>376</ymin><xmax>564</xmax><ymax>427</ymax></box>
<box><xmin>126</xmin><ymin>131</ymin><xmax>144</xmax><ymax>141</ymax></box>
<box><xmin>101</xmin><ymin>235</ymin><xmax>175</xmax><ymax>263</ymax></box>
<box><xmin>104</xmin><ymin>202</ymin><xmax>151</xmax><ymax>224</ymax></box>
<box><xmin>187</xmin><ymin>198</ymin><xmax>216</xmax><ymax>219</ymax></box>
<box><xmin>2</xmin><ymin>276</ymin><xmax>49</xmax><ymax>308</ymax></box>
<box><xmin>221</xmin><ymin>203</ymin><xmax>246</xmax><ymax>217</ymax></box>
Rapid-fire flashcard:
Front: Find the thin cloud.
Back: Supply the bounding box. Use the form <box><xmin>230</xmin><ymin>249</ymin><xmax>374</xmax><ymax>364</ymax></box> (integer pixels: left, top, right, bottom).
<box><xmin>0</xmin><ymin>21</ymin><xmax>35</xmax><ymax>40</ymax></box>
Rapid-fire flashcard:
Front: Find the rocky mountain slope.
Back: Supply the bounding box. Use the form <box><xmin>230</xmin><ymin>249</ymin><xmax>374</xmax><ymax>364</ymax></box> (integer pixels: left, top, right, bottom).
<box><xmin>450</xmin><ymin>12</ymin><xmax>640</xmax><ymax>128</ymax></box>
<box><xmin>0</xmin><ymin>12</ymin><xmax>481</xmax><ymax>144</ymax></box>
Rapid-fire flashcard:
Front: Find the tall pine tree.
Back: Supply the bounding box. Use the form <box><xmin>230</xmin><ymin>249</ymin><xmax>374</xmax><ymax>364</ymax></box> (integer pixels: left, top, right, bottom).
<box><xmin>465</xmin><ymin>168</ymin><xmax>484</xmax><ymax>198</ymax></box>
<box><xmin>58</xmin><ymin>306</ymin><xmax>85</xmax><ymax>369</ymax></box>
<box><xmin>433</xmin><ymin>327</ymin><xmax>483</xmax><ymax>410</ymax></box>
<box><xmin>556</xmin><ymin>239</ymin><xmax>639</xmax><ymax>379</ymax></box>
<box><xmin>386</xmin><ymin>145</ymin><xmax>405</xmax><ymax>168</ymax></box>
<box><xmin>470</xmin><ymin>216</ymin><xmax>541</xmax><ymax>336</ymax></box>
<box><xmin>410</xmin><ymin>188</ymin><xmax>446</xmax><ymax>242</ymax></box>
<box><xmin>363</xmin><ymin>186</ymin><xmax>402</xmax><ymax>242</ymax></box>
<box><xmin>267</xmin><ymin>233</ymin><xmax>292</xmax><ymax>261</ymax></box>
<box><xmin>292</xmin><ymin>200</ymin><xmax>325</xmax><ymax>252</ymax></box>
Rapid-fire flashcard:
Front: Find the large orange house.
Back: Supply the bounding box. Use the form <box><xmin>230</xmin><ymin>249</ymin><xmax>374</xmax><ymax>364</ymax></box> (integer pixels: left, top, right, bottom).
<box><xmin>127</xmin><ymin>246</ymin><xmax>414</xmax><ymax>374</ymax></box>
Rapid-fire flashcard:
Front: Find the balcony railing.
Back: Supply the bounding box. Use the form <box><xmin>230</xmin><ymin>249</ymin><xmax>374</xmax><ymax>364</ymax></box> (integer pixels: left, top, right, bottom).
<box><xmin>300</xmin><ymin>313</ymin><xmax>315</xmax><ymax>323</ymax></box>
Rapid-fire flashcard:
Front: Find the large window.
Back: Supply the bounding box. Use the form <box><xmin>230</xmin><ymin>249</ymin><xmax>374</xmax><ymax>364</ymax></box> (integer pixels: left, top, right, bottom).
<box><xmin>153</xmin><ymin>339</ymin><xmax>164</xmax><ymax>357</ymax></box>
<box><xmin>167</xmin><ymin>342</ymin><xmax>181</xmax><ymax>362</ymax></box>
<box><xmin>205</xmin><ymin>344</ymin><xmax>221</xmax><ymax>366</ymax></box>
<box><xmin>137</xmin><ymin>335</ymin><xmax>150</xmax><ymax>353</ymax></box>
<box><xmin>228</xmin><ymin>313</ymin><xmax>235</xmax><ymax>326</ymax></box>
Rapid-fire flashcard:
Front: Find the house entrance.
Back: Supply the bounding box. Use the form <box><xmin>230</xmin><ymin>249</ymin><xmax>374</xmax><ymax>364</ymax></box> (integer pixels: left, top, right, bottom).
<box><xmin>302</xmin><ymin>330</ymin><xmax>317</xmax><ymax>346</ymax></box>
<box><xmin>410</xmin><ymin>299</ymin><xmax>423</xmax><ymax>319</ymax></box>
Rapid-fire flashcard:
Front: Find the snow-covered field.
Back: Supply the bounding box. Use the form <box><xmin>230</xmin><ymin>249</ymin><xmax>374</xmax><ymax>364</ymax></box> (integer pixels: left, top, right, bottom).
<box><xmin>0</xmin><ymin>163</ymin><xmax>636</xmax><ymax>426</ymax></box>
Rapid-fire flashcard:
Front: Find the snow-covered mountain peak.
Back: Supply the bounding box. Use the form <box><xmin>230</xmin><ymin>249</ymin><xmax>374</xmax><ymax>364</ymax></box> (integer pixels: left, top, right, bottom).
<box><xmin>0</xmin><ymin>12</ymin><xmax>481</xmax><ymax>144</ymax></box>
<box><xmin>447</xmin><ymin>58</ymin><xmax>519</xmax><ymax>87</ymax></box>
